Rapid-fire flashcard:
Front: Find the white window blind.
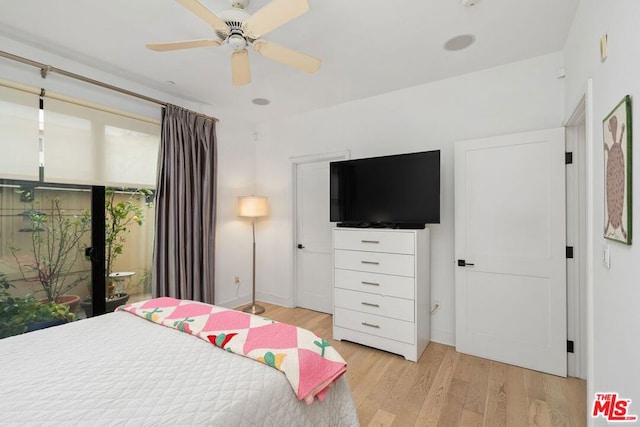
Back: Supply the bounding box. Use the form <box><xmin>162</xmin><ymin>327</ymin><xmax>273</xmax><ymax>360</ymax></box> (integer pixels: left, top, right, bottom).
<box><xmin>0</xmin><ymin>84</ymin><xmax>39</xmax><ymax>180</ymax></box>
<box><xmin>104</xmin><ymin>125</ymin><xmax>160</xmax><ymax>187</ymax></box>
<box><xmin>45</xmin><ymin>97</ymin><xmax>160</xmax><ymax>187</ymax></box>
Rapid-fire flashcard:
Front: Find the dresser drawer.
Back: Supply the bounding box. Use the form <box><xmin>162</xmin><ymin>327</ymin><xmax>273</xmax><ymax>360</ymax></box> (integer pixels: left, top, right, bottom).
<box><xmin>334</xmin><ymin>229</ymin><xmax>415</xmax><ymax>254</ymax></box>
<box><xmin>334</xmin><ymin>249</ymin><xmax>414</xmax><ymax>277</ymax></box>
<box><xmin>334</xmin><ymin>308</ymin><xmax>415</xmax><ymax>344</ymax></box>
<box><xmin>334</xmin><ymin>269</ymin><xmax>415</xmax><ymax>300</ymax></box>
<box><xmin>335</xmin><ymin>288</ymin><xmax>414</xmax><ymax>322</ymax></box>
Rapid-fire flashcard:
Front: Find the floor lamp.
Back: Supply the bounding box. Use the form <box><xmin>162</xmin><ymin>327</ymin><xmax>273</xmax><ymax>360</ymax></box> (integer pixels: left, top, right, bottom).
<box><xmin>238</xmin><ymin>195</ymin><xmax>269</xmax><ymax>315</ymax></box>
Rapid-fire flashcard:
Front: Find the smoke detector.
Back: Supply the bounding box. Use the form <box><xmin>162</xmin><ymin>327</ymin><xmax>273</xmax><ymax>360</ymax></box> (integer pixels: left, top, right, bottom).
<box><xmin>462</xmin><ymin>0</ymin><xmax>479</xmax><ymax>6</ymax></box>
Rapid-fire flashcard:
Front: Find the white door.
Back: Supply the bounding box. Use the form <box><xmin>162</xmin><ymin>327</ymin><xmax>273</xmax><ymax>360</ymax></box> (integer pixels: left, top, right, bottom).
<box><xmin>455</xmin><ymin>128</ymin><xmax>567</xmax><ymax>377</ymax></box>
<box><xmin>295</xmin><ymin>161</ymin><xmax>334</xmax><ymax>313</ymax></box>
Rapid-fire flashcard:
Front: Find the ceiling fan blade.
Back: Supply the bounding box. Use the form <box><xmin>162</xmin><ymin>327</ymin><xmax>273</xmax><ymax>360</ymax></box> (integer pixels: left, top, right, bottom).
<box><xmin>242</xmin><ymin>0</ymin><xmax>309</xmax><ymax>39</ymax></box>
<box><xmin>176</xmin><ymin>0</ymin><xmax>230</xmax><ymax>35</ymax></box>
<box><xmin>231</xmin><ymin>49</ymin><xmax>251</xmax><ymax>86</ymax></box>
<box><xmin>253</xmin><ymin>40</ymin><xmax>321</xmax><ymax>74</ymax></box>
<box><xmin>146</xmin><ymin>39</ymin><xmax>221</xmax><ymax>51</ymax></box>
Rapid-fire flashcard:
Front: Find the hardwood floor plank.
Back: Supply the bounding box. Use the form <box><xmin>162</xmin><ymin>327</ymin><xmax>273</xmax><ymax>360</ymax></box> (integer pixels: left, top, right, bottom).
<box><xmin>437</xmin><ymin>377</ymin><xmax>469</xmax><ymax>426</ymax></box>
<box><xmin>523</xmin><ymin>368</ymin><xmax>548</xmax><ymax>402</ymax></box>
<box><xmin>463</xmin><ymin>355</ymin><xmax>491</xmax><ymax>414</ymax></box>
<box><xmin>349</xmin><ymin>350</ymin><xmax>395</xmax><ymax>407</ymax></box>
<box><xmin>358</xmin><ymin>354</ymin><xmax>408</xmax><ymax>425</ymax></box>
<box><xmin>460</xmin><ymin>409</ymin><xmax>484</xmax><ymax>427</ymax></box>
<box><xmin>246</xmin><ymin>303</ymin><xmax>586</xmax><ymax>426</ymax></box>
<box><xmin>561</xmin><ymin>376</ymin><xmax>588</xmax><ymax>427</ymax></box>
<box><xmin>380</xmin><ymin>359</ymin><xmax>419</xmax><ymax>415</ymax></box>
<box><xmin>528</xmin><ymin>399</ymin><xmax>554</xmax><ymax>427</ymax></box>
<box><xmin>543</xmin><ymin>374</ymin><xmax>574</xmax><ymax>426</ymax></box>
<box><xmin>391</xmin><ymin>342</ymin><xmax>448</xmax><ymax>427</ymax></box>
<box><xmin>453</xmin><ymin>352</ymin><xmax>476</xmax><ymax>383</ymax></box>
<box><xmin>413</xmin><ymin>346</ymin><xmax>460</xmax><ymax>426</ymax></box>
<box><xmin>506</xmin><ymin>364</ymin><xmax>529</xmax><ymax>426</ymax></box>
<box><xmin>368</xmin><ymin>409</ymin><xmax>396</xmax><ymax>427</ymax></box>
<box><xmin>483</xmin><ymin>362</ymin><xmax>507</xmax><ymax>427</ymax></box>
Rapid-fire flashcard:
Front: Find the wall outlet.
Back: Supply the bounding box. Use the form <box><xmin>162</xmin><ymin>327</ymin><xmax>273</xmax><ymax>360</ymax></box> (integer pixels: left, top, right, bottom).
<box><xmin>234</xmin><ymin>275</ymin><xmax>240</xmax><ymax>285</ymax></box>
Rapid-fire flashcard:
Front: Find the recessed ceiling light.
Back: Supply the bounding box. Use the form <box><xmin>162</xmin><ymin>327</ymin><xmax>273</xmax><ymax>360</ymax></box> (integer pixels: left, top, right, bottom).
<box><xmin>444</xmin><ymin>34</ymin><xmax>476</xmax><ymax>51</ymax></box>
<box><xmin>252</xmin><ymin>98</ymin><xmax>271</xmax><ymax>106</ymax></box>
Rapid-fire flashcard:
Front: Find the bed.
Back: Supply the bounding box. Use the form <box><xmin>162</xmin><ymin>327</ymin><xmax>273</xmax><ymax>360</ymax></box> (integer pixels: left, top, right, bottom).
<box><xmin>0</xmin><ymin>299</ymin><xmax>359</xmax><ymax>426</ymax></box>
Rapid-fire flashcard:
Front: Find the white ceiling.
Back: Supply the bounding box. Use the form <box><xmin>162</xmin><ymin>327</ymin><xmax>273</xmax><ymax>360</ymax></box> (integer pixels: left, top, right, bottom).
<box><xmin>0</xmin><ymin>0</ymin><xmax>579</xmax><ymax>124</ymax></box>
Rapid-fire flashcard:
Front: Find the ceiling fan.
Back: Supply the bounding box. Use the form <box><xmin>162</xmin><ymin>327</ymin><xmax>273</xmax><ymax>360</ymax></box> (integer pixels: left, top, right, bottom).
<box><xmin>147</xmin><ymin>0</ymin><xmax>321</xmax><ymax>86</ymax></box>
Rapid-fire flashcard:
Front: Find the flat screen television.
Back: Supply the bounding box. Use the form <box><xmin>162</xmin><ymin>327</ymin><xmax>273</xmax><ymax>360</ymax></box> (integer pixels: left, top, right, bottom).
<box><xmin>330</xmin><ymin>150</ymin><xmax>440</xmax><ymax>228</ymax></box>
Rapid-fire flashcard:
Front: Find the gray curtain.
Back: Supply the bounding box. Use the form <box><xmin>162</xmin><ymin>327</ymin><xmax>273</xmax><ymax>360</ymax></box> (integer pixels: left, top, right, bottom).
<box><xmin>152</xmin><ymin>104</ymin><xmax>217</xmax><ymax>304</ymax></box>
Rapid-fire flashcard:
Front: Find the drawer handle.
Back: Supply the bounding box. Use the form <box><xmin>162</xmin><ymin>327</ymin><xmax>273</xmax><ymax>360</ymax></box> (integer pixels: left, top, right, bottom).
<box><xmin>361</xmin><ymin>261</ymin><xmax>380</xmax><ymax>265</ymax></box>
<box><xmin>361</xmin><ymin>240</ymin><xmax>380</xmax><ymax>244</ymax></box>
<box><xmin>362</xmin><ymin>322</ymin><xmax>380</xmax><ymax>329</ymax></box>
<box><xmin>361</xmin><ymin>281</ymin><xmax>380</xmax><ymax>286</ymax></box>
<box><xmin>361</xmin><ymin>302</ymin><xmax>380</xmax><ymax>308</ymax></box>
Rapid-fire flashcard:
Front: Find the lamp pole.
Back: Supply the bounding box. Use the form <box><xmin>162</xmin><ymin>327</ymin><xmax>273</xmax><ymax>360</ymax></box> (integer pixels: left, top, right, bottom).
<box><xmin>246</xmin><ymin>218</ymin><xmax>265</xmax><ymax>314</ymax></box>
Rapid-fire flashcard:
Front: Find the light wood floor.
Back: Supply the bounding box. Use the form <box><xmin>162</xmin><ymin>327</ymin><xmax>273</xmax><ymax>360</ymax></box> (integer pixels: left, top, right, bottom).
<box><xmin>257</xmin><ymin>302</ymin><xmax>587</xmax><ymax>427</ymax></box>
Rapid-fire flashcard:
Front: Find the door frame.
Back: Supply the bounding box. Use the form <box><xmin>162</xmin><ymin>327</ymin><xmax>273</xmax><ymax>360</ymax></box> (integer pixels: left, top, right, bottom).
<box><xmin>565</xmin><ymin>88</ymin><xmax>591</xmax><ymax>379</ymax></box>
<box><xmin>290</xmin><ymin>150</ymin><xmax>350</xmax><ymax>308</ymax></box>
<box><xmin>564</xmin><ymin>79</ymin><xmax>594</xmax><ymax>386</ymax></box>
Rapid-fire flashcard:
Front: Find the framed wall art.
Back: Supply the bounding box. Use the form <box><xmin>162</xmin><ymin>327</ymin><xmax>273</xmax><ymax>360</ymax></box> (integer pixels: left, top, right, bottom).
<box><xmin>603</xmin><ymin>95</ymin><xmax>632</xmax><ymax>244</ymax></box>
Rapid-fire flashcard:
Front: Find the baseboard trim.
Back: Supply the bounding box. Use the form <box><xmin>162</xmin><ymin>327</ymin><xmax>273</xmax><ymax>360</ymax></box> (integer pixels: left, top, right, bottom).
<box><xmin>431</xmin><ymin>328</ymin><xmax>455</xmax><ymax>346</ymax></box>
<box><xmin>256</xmin><ymin>292</ymin><xmax>293</xmax><ymax>308</ymax></box>
<box><xmin>215</xmin><ymin>296</ymin><xmax>251</xmax><ymax>309</ymax></box>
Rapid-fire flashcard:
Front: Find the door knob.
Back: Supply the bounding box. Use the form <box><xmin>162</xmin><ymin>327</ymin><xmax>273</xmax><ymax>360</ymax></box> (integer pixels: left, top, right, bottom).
<box><xmin>297</xmin><ymin>244</ymin><xmax>305</xmax><ymax>249</ymax></box>
<box><xmin>457</xmin><ymin>259</ymin><xmax>475</xmax><ymax>267</ymax></box>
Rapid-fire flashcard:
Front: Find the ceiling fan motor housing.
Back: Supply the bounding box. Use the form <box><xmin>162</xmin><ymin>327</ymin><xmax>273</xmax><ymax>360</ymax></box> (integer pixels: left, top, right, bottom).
<box><xmin>216</xmin><ymin>7</ymin><xmax>251</xmax><ymax>38</ymax></box>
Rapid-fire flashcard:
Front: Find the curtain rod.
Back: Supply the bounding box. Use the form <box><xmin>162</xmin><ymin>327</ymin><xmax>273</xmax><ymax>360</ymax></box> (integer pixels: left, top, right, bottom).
<box><xmin>0</xmin><ymin>50</ymin><xmax>219</xmax><ymax>122</ymax></box>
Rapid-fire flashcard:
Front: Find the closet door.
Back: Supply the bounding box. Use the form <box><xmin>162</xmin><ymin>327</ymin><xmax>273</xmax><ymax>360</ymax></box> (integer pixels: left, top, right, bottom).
<box><xmin>455</xmin><ymin>128</ymin><xmax>567</xmax><ymax>377</ymax></box>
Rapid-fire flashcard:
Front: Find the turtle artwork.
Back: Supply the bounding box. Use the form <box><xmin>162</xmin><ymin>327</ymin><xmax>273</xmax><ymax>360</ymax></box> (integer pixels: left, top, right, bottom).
<box><xmin>603</xmin><ymin>95</ymin><xmax>632</xmax><ymax>244</ymax></box>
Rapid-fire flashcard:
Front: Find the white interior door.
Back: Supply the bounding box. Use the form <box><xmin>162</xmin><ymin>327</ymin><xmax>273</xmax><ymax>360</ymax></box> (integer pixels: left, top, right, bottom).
<box><xmin>295</xmin><ymin>160</ymin><xmax>334</xmax><ymax>313</ymax></box>
<box><xmin>455</xmin><ymin>128</ymin><xmax>567</xmax><ymax>377</ymax></box>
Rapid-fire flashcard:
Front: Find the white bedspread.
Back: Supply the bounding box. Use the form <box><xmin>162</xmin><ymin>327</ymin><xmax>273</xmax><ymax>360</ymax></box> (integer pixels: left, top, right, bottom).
<box><xmin>0</xmin><ymin>311</ymin><xmax>359</xmax><ymax>426</ymax></box>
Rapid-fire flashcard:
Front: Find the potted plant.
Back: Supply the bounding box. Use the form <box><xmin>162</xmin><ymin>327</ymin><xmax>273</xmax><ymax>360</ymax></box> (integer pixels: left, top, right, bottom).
<box><xmin>10</xmin><ymin>198</ymin><xmax>91</xmax><ymax>311</ymax></box>
<box><xmin>81</xmin><ymin>188</ymin><xmax>151</xmax><ymax>316</ymax></box>
<box><xmin>1</xmin><ymin>272</ymin><xmax>75</xmax><ymax>339</ymax></box>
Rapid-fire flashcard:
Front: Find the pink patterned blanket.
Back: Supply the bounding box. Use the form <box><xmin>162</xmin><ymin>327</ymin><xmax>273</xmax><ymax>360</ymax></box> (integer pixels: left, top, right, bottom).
<box><xmin>117</xmin><ymin>297</ymin><xmax>347</xmax><ymax>404</ymax></box>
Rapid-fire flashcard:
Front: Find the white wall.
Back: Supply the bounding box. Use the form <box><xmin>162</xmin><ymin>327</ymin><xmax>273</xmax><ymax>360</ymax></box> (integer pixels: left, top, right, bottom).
<box><xmin>211</xmin><ymin>120</ymin><xmax>257</xmax><ymax>307</ymax></box>
<box><xmin>564</xmin><ymin>1</ymin><xmax>640</xmax><ymax>422</ymax></box>
<box><xmin>254</xmin><ymin>52</ymin><xmax>566</xmax><ymax>345</ymax></box>
<box><xmin>0</xmin><ymin>36</ymin><xmax>257</xmax><ymax>307</ymax></box>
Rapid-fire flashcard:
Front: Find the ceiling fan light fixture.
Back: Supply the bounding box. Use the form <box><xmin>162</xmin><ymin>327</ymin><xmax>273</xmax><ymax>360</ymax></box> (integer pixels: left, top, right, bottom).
<box><xmin>444</xmin><ymin>34</ymin><xmax>476</xmax><ymax>51</ymax></box>
<box><xmin>228</xmin><ymin>34</ymin><xmax>247</xmax><ymax>50</ymax></box>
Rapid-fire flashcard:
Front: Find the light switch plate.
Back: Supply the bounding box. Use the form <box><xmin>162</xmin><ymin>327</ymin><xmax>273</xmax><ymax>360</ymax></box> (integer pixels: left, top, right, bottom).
<box><xmin>602</xmin><ymin>244</ymin><xmax>610</xmax><ymax>269</ymax></box>
<box><xmin>600</xmin><ymin>34</ymin><xmax>608</xmax><ymax>62</ymax></box>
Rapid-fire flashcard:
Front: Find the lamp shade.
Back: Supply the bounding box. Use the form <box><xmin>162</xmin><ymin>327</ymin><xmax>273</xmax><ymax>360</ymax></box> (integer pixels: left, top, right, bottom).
<box><xmin>238</xmin><ymin>196</ymin><xmax>269</xmax><ymax>218</ymax></box>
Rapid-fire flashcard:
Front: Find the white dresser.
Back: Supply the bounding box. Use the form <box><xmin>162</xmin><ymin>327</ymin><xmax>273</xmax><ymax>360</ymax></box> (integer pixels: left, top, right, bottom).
<box><xmin>332</xmin><ymin>227</ymin><xmax>430</xmax><ymax>362</ymax></box>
